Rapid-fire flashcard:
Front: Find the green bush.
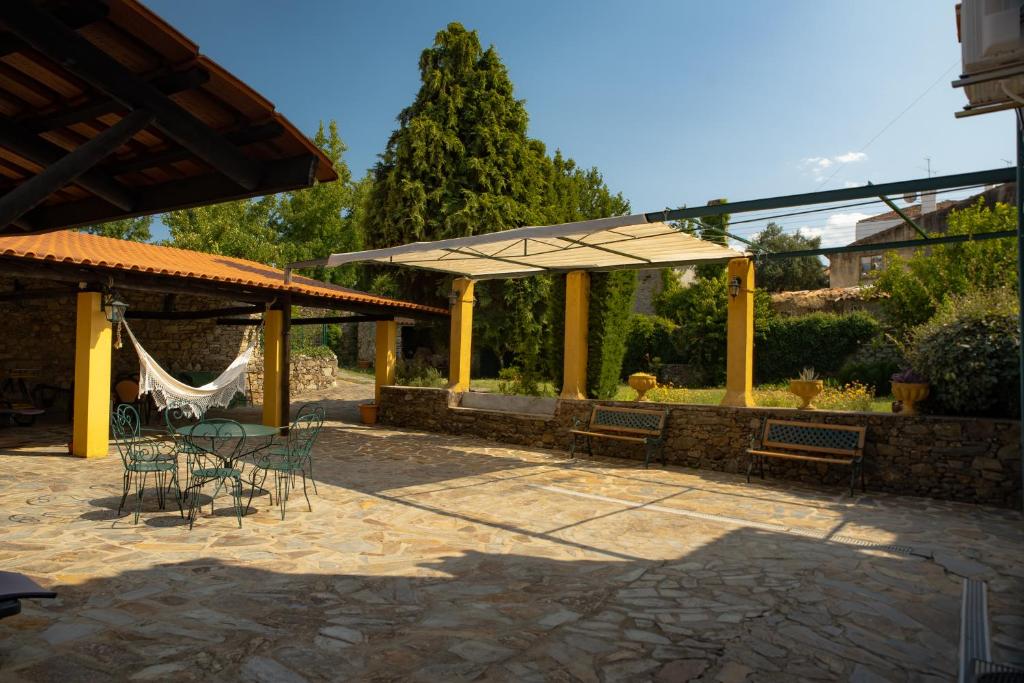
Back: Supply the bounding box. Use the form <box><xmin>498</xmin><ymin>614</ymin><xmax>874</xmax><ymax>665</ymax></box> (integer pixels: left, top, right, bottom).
<box><xmin>836</xmin><ymin>337</ymin><xmax>904</xmax><ymax>395</ymax></box>
<box><xmin>586</xmin><ymin>270</ymin><xmax>637</xmax><ymax>399</ymax></box>
<box><xmin>907</xmin><ymin>288</ymin><xmax>1019</xmax><ymax>417</ymax></box>
<box><xmin>755</xmin><ymin>312</ymin><xmax>880</xmax><ymax>384</ymax></box>
<box><xmin>496</xmin><ymin>366</ymin><xmax>554</xmax><ymax>397</ymax></box>
<box><xmin>395</xmin><ymin>358</ymin><xmax>445</xmax><ymax>388</ymax></box>
<box><xmin>622</xmin><ymin>314</ymin><xmax>679</xmax><ymax>377</ymax></box>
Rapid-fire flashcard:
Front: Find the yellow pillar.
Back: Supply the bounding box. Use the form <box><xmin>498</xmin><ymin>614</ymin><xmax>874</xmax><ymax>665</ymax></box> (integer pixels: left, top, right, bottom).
<box><xmin>560</xmin><ymin>270</ymin><xmax>590</xmax><ymax>400</ymax></box>
<box><xmin>262</xmin><ymin>309</ymin><xmax>283</xmax><ymax>427</ymax></box>
<box><xmin>375</xmin><ymin>321</ymin><xmax>397</xmax><ymax>404</ymax></box>
<box><xmin>447</xmin><ymin>278</ymin><xmax>474</xmax><ymax>391</ymax></box>
<box><xmin>72</xmin><ymin>291</ymin><xmax>112</xmax><ymax>458</ymax></box>
<box><xmin>721</xmin><ymin>257</ymin><xmax>755</xmax><ymax>407</ymax></box>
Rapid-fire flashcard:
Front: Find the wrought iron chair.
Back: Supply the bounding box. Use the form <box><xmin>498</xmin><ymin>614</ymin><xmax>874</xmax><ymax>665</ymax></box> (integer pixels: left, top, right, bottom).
<box><xmin>111</xmin><ymin>404</ymin><xmax>183</xmax><ymax>524</ymax></box>
<box><xmin>162</xmin><ymin>406</ymin><xmax>206</xmax><ymax>494</ymax></box>
<box><xmin>247</xmin><ymin>410</ymin><xmax>323</xmax><ymax>520</ymax></box>
<box><xmin>293</xmin><ymin>403</ymin><xmax>325</xmax><ymax>494</ymax></box>
<box><xmin>183</xmin><ymin>418</ymin><xmax>247</xmax><ymax>529</ymax></box>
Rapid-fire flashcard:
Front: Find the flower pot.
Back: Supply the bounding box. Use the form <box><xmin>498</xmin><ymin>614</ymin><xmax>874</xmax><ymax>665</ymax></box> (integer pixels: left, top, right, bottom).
<box><xmin>892</xmin><ymin>382</ymin><xmax>929</xmax><ymax>415</ymax></box>
<box><xmin>359</xmin><ymin>402</ymin><xmax>378</xmax><ymax>425</ymax></box>
<box><xmin>628</xmin><ymin>372</ymin><xmax>658</xmax><ymax>401</ymax></box>
<box><xmin>789</xmin><ymin>379</ymin><xmax>824</xmax><ymax>410</ymax></box>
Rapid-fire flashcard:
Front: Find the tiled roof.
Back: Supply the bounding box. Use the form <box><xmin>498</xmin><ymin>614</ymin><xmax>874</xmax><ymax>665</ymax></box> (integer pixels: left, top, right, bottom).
<box><xmin>0</xmin><ymin>230</ymin><xmax>448</xmax><ymax>316</ymax></box>
<box><xmin>859</xmin><ymin>200</ymin><xmax>958</xmax><ymax>223</ymax></box>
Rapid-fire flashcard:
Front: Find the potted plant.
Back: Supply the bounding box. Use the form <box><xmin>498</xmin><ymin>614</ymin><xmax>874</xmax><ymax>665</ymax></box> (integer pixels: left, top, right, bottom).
<box><xmin>359</xmin><ymin>402</ymin><xmax>378</xmax><ymax>425</ymax></box>
<box><xmin>890</xmin><ymin>368</ymin><xmax>929</xmax><ymax>415</ymax></box>
<box><xmin>628</xmin><ymin>371</ymin><xmax>658</xmax><ymax>401</ymax></box>
<box><xmin>789</xmin><ymin>367</ymin><xmax>824</xmax><ymax>410</ymax></box>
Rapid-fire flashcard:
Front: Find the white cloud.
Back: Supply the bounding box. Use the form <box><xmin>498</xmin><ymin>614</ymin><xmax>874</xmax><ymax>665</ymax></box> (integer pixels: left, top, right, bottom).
<box><xmin>800</xmin><ymin>151</ymin><xmax>869</xmax><ymax>182</ymax></box>
<box><xmin>835</xmin><ymin>151</ymin><xmax>867</xmax><ymax>164</ymax></box>
<box><xmin>795</xmin><ymin>211</ymin><xmax>874</xmax><ymax>249</ymax></box>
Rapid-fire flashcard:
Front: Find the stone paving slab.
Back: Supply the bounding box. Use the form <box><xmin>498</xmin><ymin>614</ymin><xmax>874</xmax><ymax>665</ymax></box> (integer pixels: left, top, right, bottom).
<box><xmin>0</xmin><ymin>383</ymin><xmax>1022</xmax><ymax>681</ymax></box>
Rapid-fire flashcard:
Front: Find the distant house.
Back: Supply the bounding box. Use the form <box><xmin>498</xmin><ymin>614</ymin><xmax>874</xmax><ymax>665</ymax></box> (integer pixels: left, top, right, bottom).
<box><xmin>828</xmin><ymin>183</ymin><xmax>1015</xmax><ymax>288</ymax></box>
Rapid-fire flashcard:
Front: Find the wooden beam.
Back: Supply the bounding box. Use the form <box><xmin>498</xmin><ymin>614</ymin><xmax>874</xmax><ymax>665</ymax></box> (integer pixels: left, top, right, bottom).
<box><xmin>125</xmin><ymin>305</ymin><xmax>263</xmax><ymax>321</ymax></box>
<box><xmin>107</xmin><ymin>120</ymin><xmax>284</xmax><ymax>176</ymax></box>
<box><xmin>0</xmin><ymin>1</ymin><xmax>263</xmax><ymax>190</ymax></box>
<box><xmin>0</xmin><ymin>117</ymin><xmax>137</xmax><ymax>210</ymax></box>
<box><xmin>24</xmin><ymin>67</ymin><xmax>210</xmax><ymax>133</ymax></box>
<box><xmin>216</xmin><ymin>314</ymin><xmax>392</xmax><ymax>326</ymax></box>
<box><xmin>16</xmin><ymin>154</ymin><xmax>317</xmax><ymax>234</ymax></box>
<box><xmin>0</xmin><ymin>285</ymin><xmax>76</xmax><ymax>303</ymax></box>
<box><xmin>0</xmin><ymin>108</ymin><xmax>153</xmax><ymax>229</ymax></box>
<box><xmin>0</xmin><ymin>0</ymin><xmax>108</xmax><ymax>57</ymax></box>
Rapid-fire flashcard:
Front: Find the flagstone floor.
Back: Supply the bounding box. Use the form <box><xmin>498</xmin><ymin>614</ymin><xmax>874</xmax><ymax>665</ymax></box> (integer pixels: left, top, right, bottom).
<box><xmin>1</xmin><ymin>383</ymin><xmax>1023</xmax><ymax>682</ymax></box>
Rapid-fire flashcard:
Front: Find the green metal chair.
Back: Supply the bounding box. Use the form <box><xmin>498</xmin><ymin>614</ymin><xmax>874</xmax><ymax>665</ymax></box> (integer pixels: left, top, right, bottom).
<box><xmin>183</xmin><ymin>418</ymin><xmax>247</xmax><ymax>529</ymax></box>
<box><xmin>111</xmin><ymin>404</ymin><xmax>183</xmax><ymax>524</ymax></box>
<box><xmin>247</xmin><ymin>410</ymin><xmax>323</xmax><ymax>520</ymax></box>
<box><xmin>293</xmin><ymin>403</ymin><xmax>325</xmax><ymax>494</ymax></box>
<box><xmin>163</xmin><ymin>406</ymin><xmax>206</xmax><ymax>494</ymax></box>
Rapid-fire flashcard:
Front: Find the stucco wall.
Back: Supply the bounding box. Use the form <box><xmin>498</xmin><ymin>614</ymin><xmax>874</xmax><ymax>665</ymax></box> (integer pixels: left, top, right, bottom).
<box><xmin>379</xmin><ymin>386</ymin><xmax>1021</xmax><ymax>509</ymax></box>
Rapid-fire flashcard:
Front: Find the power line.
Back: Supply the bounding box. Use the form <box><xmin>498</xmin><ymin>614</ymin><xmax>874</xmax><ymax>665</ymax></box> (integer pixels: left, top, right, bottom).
<box><xmin>813</xmin><ymin>59</ymin><xmax>960</xmax><ymax>190</ymax></box>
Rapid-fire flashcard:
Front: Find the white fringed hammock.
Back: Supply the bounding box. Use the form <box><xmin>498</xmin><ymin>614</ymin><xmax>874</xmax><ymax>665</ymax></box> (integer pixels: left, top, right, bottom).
<box><xmin>122</xmin><ymin>321</ymin><xmax>259</xmax><ymax>419</ymax></box>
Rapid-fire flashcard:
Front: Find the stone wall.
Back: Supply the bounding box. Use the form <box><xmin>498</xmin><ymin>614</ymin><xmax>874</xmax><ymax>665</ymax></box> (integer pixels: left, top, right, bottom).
<box><xmin>0</xmin><ymin>279</ymin><xmax>254</xmax><ymax>394</ymax></box>
<box><xmin>768</xmin><ymin>287</ymin><xmax>884</xmax><ymax>318</ymax></box>
<box><xmin>379</xmin><ymin>386</ymin><xmax>1021</xmax><ymax>509</ymax></box>
<box><xmin>247</xmin><ymin>352</ymin><xmax>337</xmax><ymax>404</ymax></box>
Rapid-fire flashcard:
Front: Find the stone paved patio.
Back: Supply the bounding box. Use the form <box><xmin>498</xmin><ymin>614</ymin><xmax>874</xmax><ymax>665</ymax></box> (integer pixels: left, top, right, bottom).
<box><xmin>1</xmin><ymin>382</ymin><xmax>1023</xmax><ymax>681</ymax></box>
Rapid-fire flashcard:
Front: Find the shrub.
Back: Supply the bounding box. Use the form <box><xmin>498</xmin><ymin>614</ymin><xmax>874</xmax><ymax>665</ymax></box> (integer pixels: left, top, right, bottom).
<box><xmin>586</xmin><ymin>270</ymin><xmax>637</xmax><ymax>399</ymax></box>
<box><xmin>622</xmin><ymin>314</ymin><xmax>679</xmax><ymax>377</ymax></box>
<box><xmin>755</xmin><ymin>311</ymin><xmax>880</xmax><ymax>384</ymax></box>
<box><xmin>395</xmin><ymin>358</ymin><xmax>445</xmax><ymax>388</ymax></box>
<box><xmin>836</xmin><ymin>337</ymin><xmax>904</xmax><ymax>396</ymax></box>
<box><xmin>496</xmin><ymin>366</ymin><xmax>553</xmax><ymax>397</ymax></box>
<box><xmin>907</xmin><ymin>288</ymin><xmax>1020</xmax><ymax>417</ymax></box>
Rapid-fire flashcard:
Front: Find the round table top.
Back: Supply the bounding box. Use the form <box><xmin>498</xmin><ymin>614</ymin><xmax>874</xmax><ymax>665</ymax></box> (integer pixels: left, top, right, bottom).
<box><xmin>174</xmin><ymin>422</ymin><xmax>279</xmax><ymax>439</ymax></box>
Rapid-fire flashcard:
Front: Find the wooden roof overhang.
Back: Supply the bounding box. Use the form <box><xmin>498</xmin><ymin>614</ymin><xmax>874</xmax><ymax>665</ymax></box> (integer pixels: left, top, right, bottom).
<box><xmin>0</xmin><ymin>0</ymin><xmax>337</xmax><ymax>237</ymax></box>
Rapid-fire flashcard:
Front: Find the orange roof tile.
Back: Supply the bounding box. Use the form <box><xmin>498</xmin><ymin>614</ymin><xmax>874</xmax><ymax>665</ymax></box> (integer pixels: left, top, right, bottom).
<box><xmin>0</xmin><ymin>230</ymin><xmax>448</xmax><ymax>316</ymax></box>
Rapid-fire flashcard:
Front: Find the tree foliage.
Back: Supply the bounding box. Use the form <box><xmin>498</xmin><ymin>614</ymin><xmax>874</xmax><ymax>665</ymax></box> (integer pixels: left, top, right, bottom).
<box><xmin>79</xmin><ymin>216</ymin><xmax>153</xmax><ymax>242</ymax></box>
<box><xmin>870</xmin><ymin>199</ymin><xmax>1017</xmax><ymax>330</ymax></box>
<box><xmin>748</xmin><ymin>222</ymin><xmax>828</xmax><ymax>292</ymax></box>
<box><xmin>164</xmin><ymin>120</ymin><xmax>363</xmax><ymax>286</ymax></box>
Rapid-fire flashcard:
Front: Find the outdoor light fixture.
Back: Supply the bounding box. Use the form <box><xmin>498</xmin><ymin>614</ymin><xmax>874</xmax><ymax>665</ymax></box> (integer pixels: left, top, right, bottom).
<box><xmin>728</xmin><ymin>276</ymin><xmax>742</xmax><ymax>298</ymax></box>
<box><xmin>103</xmin><ymin>292</ymin><xmax>128</xmax><ymax>324</ymax></box>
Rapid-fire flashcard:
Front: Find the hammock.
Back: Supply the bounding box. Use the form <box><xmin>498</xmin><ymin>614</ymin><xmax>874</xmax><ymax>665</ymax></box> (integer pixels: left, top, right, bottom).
<box><xmin>123</xmin><ymin>321</ymin><xmax>258</xmax><ymax>419</ymax></box>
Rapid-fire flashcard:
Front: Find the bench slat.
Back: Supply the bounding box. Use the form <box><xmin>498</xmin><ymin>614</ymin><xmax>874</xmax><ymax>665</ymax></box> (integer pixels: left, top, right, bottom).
<box><xmin>570</xmin><ymin>429</ymin><xmax>646</xmax><ymax>444</ymax></box>
<box><xmin>747</xmin><ymin>449</ymin><xmax>854</xmax><ymax>465</ymax></box>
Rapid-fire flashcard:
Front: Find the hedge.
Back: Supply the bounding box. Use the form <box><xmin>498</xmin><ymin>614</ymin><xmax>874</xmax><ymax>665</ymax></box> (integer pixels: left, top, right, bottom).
<box><xmin>622</xmin><ymin>314</ymin><xmax>679</xmax><ymax>377</ymax></box>
<box><xmin>585</xmin><ymin>270</ymin><xmax>637</xmax><ymax>399</ymax></box>
<box><xmin>755</xmin><ymin>311</ymin><xmax>880</xmax><ymax>384</ymax></box>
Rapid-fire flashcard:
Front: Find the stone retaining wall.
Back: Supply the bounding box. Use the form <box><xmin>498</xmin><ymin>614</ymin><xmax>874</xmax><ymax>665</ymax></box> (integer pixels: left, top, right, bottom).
<box><xmin>379</xmin><ymin>386</ymin><xmax>1021</xmax><ymax>509</ymax></box>
<box><xmin>247</xmin><ymin>352</ymin><xmax>337</xmax><ymax>404</ymax></box>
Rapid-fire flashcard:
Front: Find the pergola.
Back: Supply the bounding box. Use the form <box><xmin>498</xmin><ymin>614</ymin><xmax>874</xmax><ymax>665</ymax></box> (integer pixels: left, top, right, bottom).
<box><xmin>0</xmin><ymin>230</ymin><xmax>447</xmax><ymax>457</ymax></box>
<box><xmin>294</xmin><ymin>166</ymin><xmax>1018</xmax><ymax>412</ymax></box>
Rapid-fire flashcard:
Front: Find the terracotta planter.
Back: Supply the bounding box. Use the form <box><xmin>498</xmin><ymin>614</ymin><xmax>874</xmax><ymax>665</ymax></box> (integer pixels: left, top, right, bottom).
<box><xmin>628</xmin><ymin>372</ymin><xmax>658</xmax><ymax>401</ymax></box>
<box><xmin>359</xmin><ymin>402</ymin><xmax>378</xmax><ymax>425</ymax></box>
<box><xmin>789</xmin><ymin>379</ymin><xmax>824</xmax><ymax>410</ymax></box>
<box><xmin>892</xmin><ymin>382</ymin><xmax>929</xmax><ymax>415</ymax></box>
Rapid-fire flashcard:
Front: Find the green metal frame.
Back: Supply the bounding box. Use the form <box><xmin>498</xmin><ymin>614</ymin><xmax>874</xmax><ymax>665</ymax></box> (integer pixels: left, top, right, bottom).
<box><xmin>111</xmin><ymin>404</ymin><xmax>183</xmax><ymax>524</ymax></box>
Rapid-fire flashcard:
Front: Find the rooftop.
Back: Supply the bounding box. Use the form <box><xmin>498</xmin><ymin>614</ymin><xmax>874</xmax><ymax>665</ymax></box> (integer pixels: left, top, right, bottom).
<box><xmin>0</xmin><ymin>229</ymin><xmax>448</xmax><ymax>316</ymax></box>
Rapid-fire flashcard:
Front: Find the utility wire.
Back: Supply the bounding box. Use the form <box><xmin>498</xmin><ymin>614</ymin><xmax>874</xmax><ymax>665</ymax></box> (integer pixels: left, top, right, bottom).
<box><xmin>814</xmin><ymin>59</ymin><xmax>961</xmax><ymax>190</ymax></box>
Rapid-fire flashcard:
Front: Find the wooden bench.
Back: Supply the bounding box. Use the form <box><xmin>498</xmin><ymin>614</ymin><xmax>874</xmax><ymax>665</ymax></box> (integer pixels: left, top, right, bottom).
<box><xmin>569</xmin><ymin>405</ymin><xmax>668</xmax><ymax>469</ymax></box>
<box><xmin>746</xmin><ymin>418</ymin><xmax>866</xmax><ymax>495</ymax></box>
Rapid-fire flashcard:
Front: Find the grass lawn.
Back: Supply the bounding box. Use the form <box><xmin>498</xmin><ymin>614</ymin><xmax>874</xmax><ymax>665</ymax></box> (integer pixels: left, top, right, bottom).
<box><xmin>468</xmin><ymin>378</ymin><xmax>893</xmax><ymax>413</ymax></box>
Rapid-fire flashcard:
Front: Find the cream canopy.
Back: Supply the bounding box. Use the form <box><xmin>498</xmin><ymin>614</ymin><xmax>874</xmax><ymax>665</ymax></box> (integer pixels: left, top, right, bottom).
<box><xmin>291</xmin><ymin>213</ymin><xmax>745</xmax><ymax>279</ymax></box>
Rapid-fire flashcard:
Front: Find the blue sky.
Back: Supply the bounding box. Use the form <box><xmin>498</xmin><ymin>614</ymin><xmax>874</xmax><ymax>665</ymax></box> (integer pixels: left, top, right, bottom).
<box><xmin>146</xmin><ymin>0</ymin><xmax>1013</xmax><ymax>246</ymax></box>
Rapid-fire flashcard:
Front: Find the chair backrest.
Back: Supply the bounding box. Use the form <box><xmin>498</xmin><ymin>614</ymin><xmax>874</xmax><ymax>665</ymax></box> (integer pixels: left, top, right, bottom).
<box><xmin>589</xmin><ymin>406</ymin><xmax>666</xmax><ymax>437</ymax></box>
<box><xmin>183</xmin><ymin>418</ymin><xmax>246</xmax><ymax>467</ymax></box>
<box><xmin>285</xmin><ymin>410</ymin><xmax>324</xmax><ymax>460</ymax></box>
<box><xmin>164</xmin><ymin>406</ymin><xmax>204</xmax><ymax>435</ymax></box>
<box><xmin>110</xmin><ymin>404</ymin><xmax>141</xmax><ymax>465</ymax></box>
<box><xmin>296</xmin><ymin>403</ymin><xmax>326</xmax><ymax>422</ymax></box>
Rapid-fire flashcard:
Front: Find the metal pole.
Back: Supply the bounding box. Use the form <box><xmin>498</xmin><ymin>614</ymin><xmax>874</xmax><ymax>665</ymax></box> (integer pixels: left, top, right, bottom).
<box><xmin>1016</xmin><ymin>109</ymin><xmax>1024</xmax><ymax>514</ymax></box>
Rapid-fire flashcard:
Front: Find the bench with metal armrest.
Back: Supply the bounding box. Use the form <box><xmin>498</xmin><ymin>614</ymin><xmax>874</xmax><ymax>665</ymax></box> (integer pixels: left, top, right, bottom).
<box><xmin>569</xmin><ymin>405</ymin><xmax>669</xmax><ymax>469</ymax></box>
<box><xmin>747</xmin><ymin>418</ymin><xmax>866</xmax><ymax>495</ymax></box>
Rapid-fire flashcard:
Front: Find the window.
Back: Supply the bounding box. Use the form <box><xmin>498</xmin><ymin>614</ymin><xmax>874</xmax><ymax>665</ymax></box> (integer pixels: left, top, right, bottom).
<box><xmin>859</xmin><ymin>255</ymin><xmax>883</xmax><ymax>280</ymax></box>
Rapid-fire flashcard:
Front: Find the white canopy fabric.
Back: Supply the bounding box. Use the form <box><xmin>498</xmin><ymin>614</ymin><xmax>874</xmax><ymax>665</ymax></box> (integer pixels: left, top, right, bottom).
<box><xmin>306</xmin><ymin>214</ymin><xmax>744</xmax><ymax>279</ymax></box>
